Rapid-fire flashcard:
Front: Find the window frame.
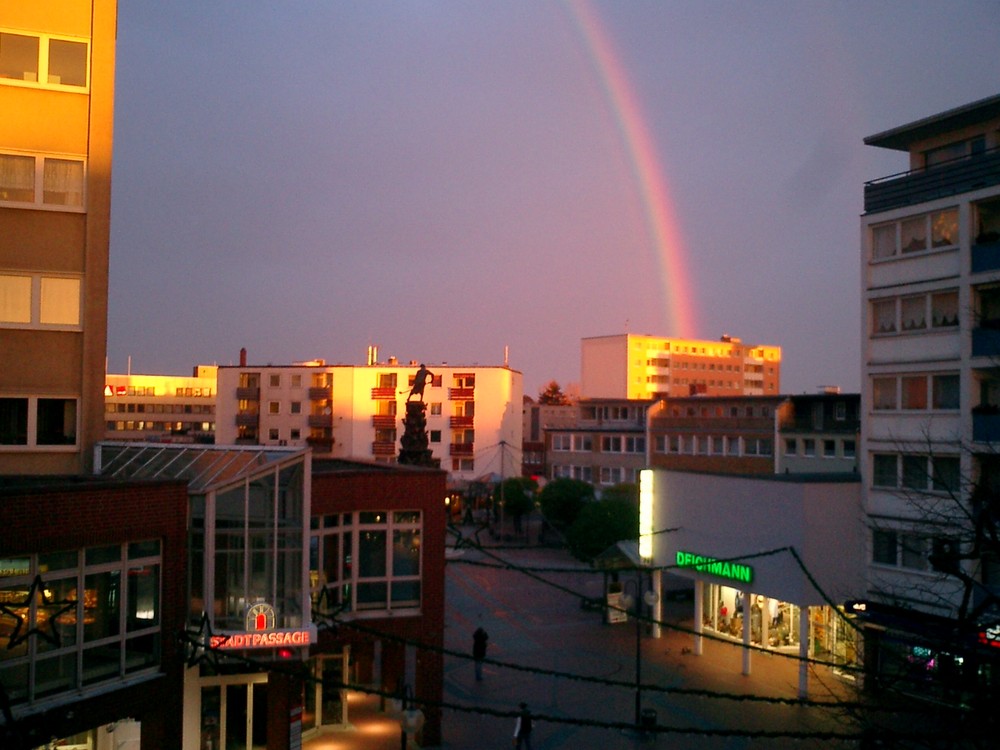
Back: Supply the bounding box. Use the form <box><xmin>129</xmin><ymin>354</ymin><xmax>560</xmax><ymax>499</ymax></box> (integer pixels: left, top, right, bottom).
<box><xmin>0</xmin><ymin>272</ymin><xmax>83</xmax><ymax>330</ymax></box>
<box><xmin>0</xmin><ymin>151</ymin><xmax>86</xmax><ymax>212</ymax></box>
<box><xmin>0</xmin><ymin>29</ymin><xmax>90</xmax><ymax>92</ymax></box>
<box><xmin>0</xmin><ymin>395</ymin><xmax>78</xmax><ymax>450</ymax></box>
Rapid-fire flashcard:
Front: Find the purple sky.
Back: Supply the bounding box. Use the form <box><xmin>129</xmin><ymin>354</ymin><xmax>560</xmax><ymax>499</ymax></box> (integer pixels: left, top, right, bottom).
<box><xmin>107</xmin><ymin>2</ymin><xmax>1000</xmax><ymax>397</ymax></box>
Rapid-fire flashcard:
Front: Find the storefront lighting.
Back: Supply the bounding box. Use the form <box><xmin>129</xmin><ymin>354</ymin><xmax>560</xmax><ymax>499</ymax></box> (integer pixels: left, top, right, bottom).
<box><xmin>639</xmin><ymin>470</ymin><xmax>653</xmax><ymax>560</ymax></box>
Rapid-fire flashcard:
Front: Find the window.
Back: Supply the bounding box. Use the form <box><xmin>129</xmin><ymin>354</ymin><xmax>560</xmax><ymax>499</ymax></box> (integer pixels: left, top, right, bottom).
<box><xmin>268</xmin><ymin>401</ymin><xmax>280</xmax><ymax>415</ymax></box>
<box><xmin>901</xmin><ymin>216</ymin><xmax>927</xmax><ymax>253</ymax></box>
<box><xmin>0</xmin><ymin>542</ymin><xmax>161</xmax><ymax>708</ymax></box>
<box><xmin>872</xmin><ymin>530</ymin><xmax>898</xmax><ymax>565</ymax></box>
<box><xmin>601</xmin><ymin>436</ymin><xmax>622</xmax><ymax>453</ymax></box>
<box><xmin>802</xmin><ymin>439</ymin><xmax>816</xmax><ymax>457</ymax></box>
<box><xmin>269</xmin><ymin>428</ymin><xmax>279</xmax><ymax>441</ymax></box>
<box><xmin>873</xmin><ymin>377</ymin><xmax>897</xmax><ymax>410</ymax></box>
<box><xmin>902</xmin><ymin>455</ymin><xmax>927</xmax><ymax>490</ymax></box>
<box><xmin>843</xmin><ymin>440</ymin><xmax>856</xmax><ymax>458</ymax></box>
<box><xmin>901</xmin><ymin>376</ymin><xmax>928</xmax><ymax>410</ymax></box>
<box><xmin>823</xmin><ymin>440</ymin><xmax>836</xmax><ymax>458</ymax></box>
<box><xmin>290</xmin><ymin>401</ymin><xmax>302</xmax><ymax>414</ymax></box>
<box><xmin>932</xmin><ymin>374</ymin><xmax>960</xmax><ymax>410</ymax></box>
<box><xmin>430</xmin><ymin>403</ymin><xmax>442</xmax><ymax>416</ymax></box>
<box><xmin>0</xmin><ymin>153</ymin><xmax>85</xmax><ymax>210</ymax></box>
<box><xmin>930</xmin><ymin>291</ymin><xmax>959</xmax><ymax>328</ymax></box>
<box><xmin>784</xmin><ymin>438</ymin><xmax>797</xmax><ymax>456</ymax></box>
<box><xmin>872</xmin><ymin>299</ymin><xmax>896</xmax><ymax>334</ymax></box>
<box><xmin>269</xmin><ymin>374</ymin><xmax>281</xmax><ymax>387</ymax></box>
<box><xmin>378</xmin><ymin>373</ymin><xmax>397</xmax><ymax>389</ymax></box>
<box><xmin>900</xmin><ymin>535</ymin><xmax>927</xmax><ymax>570</ymax></box>
<box><xmin>873</xmin><ymin>454</ymin><xmax>897</xmax><ymax>487</ymax></box>
<box><xmin>0</xmin><ymin>274</ymin><xmax>81</xmax><ymax>329</ymax></box>
<box><xmin>310</xmin><ymin>511</ymin><xmax>421</xmax><ymax>614</ymax></box>
<box><xmin>290</xmin><ymin>428</ymin><xmax>300</xmax><ymax>440</ymax></box>
<box><xmin>0</xmin><ymin>396</ymin><xmax>76</xmax><ymax>447</ymax></box>
<box><xmin>429</xmin><ymin>430</ymin><xmax>441</xmax><ymax>443</ymax></box>
<box><xmin>291</xmin><ymin>374</ymin><xmax>301</xmax><ymax>388</ymax></box>
<box><xmin>872</xmin><ymin>224</ymin><xmax>896</xmax><ymax>259</ymax></box>
<box><xmin>931</xmin><ymin>209</ymin><xmax>958</xmax><ymax>248</ymax></box>
<box><xmin>600</xmin><ymin>467</ymin><xmax>622</xmax><ymax>485</ymax></box>
<box><xmin>573</xmin><ymin>434</ymin><xmax>593</xmax><ymax>451</ymax></box>
<box><xmin>625</xmin><ymin>436</ymin><xmax>645</xmax><ymax>453</ymax></box>
<box><xmin>975</xmin><ymin>197</ymin><xmax>1000</xmax><ymax>245</ymax></box>
<box><xmin>900</xmin><ymin>296</ymin><xmax>926</xmax><ymax>331</ymax></box>
<box><xmin>932</xmin><ymin>456</ymin><xmax>960</xmax><ymax>493</ymax></box>
<box><xmin>551</xmin><ymin>434</ymin><xmax>571</xmax><ymax>451</ymax></box>
<box><xmin>0</xmin><ymin>30</ymin><xmax>88</xmax><ymax>89</ymax></box>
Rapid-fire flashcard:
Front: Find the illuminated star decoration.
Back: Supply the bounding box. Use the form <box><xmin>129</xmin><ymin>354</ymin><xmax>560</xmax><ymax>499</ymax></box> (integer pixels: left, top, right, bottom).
<box><xmin>0</xmin><ymin>575</ymin><xmax>76</xmax><ymax>651</ymax></box>
<box><xmin>312</xmin><ymin>585</ymin><xmax>347</xmax><ymax>632</ymax></box>
<box><xmin>183</xmin><ymin>612</ymin><xmax>223</xmax><ymax>670</ymax></box>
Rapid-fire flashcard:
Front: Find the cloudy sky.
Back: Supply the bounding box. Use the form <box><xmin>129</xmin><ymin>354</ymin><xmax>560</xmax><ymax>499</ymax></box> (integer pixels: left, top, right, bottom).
<box><xmin>107</xmin><ymin>1</ymin><xmax>1000</xmax><ymax>397</ymax></box>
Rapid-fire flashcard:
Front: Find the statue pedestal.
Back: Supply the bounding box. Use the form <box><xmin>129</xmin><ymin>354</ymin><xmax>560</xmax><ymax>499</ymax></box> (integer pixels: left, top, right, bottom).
<box><xmin>398</xmin><ymin>401</ymin><xmax>439</xmax><ymax>468</ymax></box>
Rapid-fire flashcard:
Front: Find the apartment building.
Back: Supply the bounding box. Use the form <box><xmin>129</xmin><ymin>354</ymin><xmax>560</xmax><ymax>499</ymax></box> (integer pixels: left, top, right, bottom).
<box><xmin>581</xmin><ymin>333</ymin><xmax>781</xmax><ymax>400</ymax></box>
<box><xmin>103</xmin><ymin>366</ymin><xmax>217</xmax><ymax>443</ymax></box>
<box><xmin>0</xmin><ymin>1</ymin><xmax>116</xmax><ymax>474</ymax></box>
<box><xmin>859</xmin><ymin>94</ymin><xmax>1000</xmax><ymax>696</ymax></box>
<box><xmin>545</xmin><ymin>398</ymin><xmax>653</xmax><ymax>486</ymax></box>
<box><xmin>215</xmin><ymin>355</ymin><xmax>522</xmax><ymax>483</ymax></box>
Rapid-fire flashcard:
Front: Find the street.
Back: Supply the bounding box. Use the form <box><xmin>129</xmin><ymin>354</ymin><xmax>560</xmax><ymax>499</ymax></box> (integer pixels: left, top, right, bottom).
<box><xmin>439</xmin><ymin>529</ymin><xmax>860</xmax><ymax>749</ymax></box>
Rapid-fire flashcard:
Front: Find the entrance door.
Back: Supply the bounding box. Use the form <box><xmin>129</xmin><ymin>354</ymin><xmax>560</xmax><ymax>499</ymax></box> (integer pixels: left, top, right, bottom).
<box><xmin>320</xmin><ymin>650</ymin><xmax>348</xmax><ymax>727</ymax></box>
<box><xmin>201</xmin><ymin>677</ymin><xmax>268</xmax><ymax>750</ymax></box>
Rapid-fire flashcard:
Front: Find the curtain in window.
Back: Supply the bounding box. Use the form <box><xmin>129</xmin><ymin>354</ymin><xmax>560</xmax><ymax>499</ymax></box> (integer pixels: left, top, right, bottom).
<box><xmin>0</xmin><ymin>274</ymin><xmax>31</xmax><ymax>323</ymax></box>
<box><xmin>873</xmin><ymin>300</ymin><xmax>896</xmax><ymax>334</ymax></box>
<box><xmin>43</xmin><ymin>158</ymin><xmax>83</xmax><ymax>207</ymax></box>
<box><xmin>0</xmin><ymin>154</ymin><xmax>35</xmax><ymax>202</ymax></box>
<box><xmin>931</xmin><ymin>292</ymin><xmax>958</xmax><ymax>327</ymax></box>
<box><xmin>900</xmin><ymin>297</ymin><xmax>926</xmax><ymax>331</ymax></box>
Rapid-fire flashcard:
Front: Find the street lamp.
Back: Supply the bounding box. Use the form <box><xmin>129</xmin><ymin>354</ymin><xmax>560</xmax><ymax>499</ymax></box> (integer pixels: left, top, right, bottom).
<box><xmin>389</xmin><ymin>684</ymin><xmax>425</xmax><ymax>750</ymax></box>
<box><xmin>621</xmin><ymin>577</ymin><xmax>660</xmax><ymax>731</ymax></box>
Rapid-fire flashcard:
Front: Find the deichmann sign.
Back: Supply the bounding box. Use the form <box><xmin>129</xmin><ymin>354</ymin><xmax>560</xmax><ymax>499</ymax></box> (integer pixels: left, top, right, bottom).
<box><xmin>675</xmin><ymin>550</ymin><xmax>754</xmax><ymax>584</ymax></box>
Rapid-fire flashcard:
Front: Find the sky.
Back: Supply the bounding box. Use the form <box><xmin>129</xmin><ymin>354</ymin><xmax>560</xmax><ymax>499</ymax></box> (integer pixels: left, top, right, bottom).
<box><xmin>107</xmin><ymin>1</ymin><xmax>1000</xmax><ymax>398</ymax></box>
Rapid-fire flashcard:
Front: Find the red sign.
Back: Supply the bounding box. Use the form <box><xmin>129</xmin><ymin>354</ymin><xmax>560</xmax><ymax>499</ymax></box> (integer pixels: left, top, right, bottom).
<box><xmin>210</xmin><ymin>629</ymin><xmax>313</xmax><ymax>650</ymax></box>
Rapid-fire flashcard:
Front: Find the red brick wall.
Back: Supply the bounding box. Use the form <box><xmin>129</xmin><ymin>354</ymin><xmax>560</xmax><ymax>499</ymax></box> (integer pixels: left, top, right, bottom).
<box><xmin>311</xmin><ymin>467</ymin><xmax>447</xmax><ymax>744</ymax></box>
<box><xmin>0</xmin><ymin>480</ymin><xmax>188</xmax><ymax>750</ymax></box>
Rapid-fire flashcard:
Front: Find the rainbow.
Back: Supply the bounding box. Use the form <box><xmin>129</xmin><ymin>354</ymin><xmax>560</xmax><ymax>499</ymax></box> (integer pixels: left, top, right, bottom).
<box><xmin>565</xmin><ymin>0</ymin><xmax>696</xmax><ymax>336</ymax></box>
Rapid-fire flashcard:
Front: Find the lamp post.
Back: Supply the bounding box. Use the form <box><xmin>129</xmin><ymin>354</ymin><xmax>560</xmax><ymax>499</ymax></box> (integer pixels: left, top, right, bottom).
<box><xmin>621</xmin><ymin>576</ymin><xmax>660</xmax><ymax>731</ymax></box>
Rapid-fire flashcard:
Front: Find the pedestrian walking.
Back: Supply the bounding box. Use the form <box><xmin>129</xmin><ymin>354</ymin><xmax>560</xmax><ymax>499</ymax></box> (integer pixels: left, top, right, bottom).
<box><xmin>513</xmin><ymin>702</ymin><xmax>533</xmax><ymax>749</ymax></box>
<box><xmin>472</xmin><ymin>624</ymin><xmax>488</xmax><ymax>681</ymax></box>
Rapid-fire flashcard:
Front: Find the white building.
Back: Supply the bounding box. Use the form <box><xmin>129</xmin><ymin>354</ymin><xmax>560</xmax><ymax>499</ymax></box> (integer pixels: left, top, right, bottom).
<box><xmin>859</xmin><ymin>94</ymin><xmax>1000</xmax><ymax>689</ymax></box>
<box><xmin>215</xmin><ymin>356</ymin><xmax>522</xmax><ymax>483</ymax></box>
<box><xmin>103</xmin><ymin>366</ymin><xmax>218</xmax><ymax>443</ymax></box>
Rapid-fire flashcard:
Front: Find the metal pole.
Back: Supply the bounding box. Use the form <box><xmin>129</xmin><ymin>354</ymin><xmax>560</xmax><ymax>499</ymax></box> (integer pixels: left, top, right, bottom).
<box><xmin>634</xmin><ymin>575</ymin><xmax>642</xmax><ymax>728</ymax></box>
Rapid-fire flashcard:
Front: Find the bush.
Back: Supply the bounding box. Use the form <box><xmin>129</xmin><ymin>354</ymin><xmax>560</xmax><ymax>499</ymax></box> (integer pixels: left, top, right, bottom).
<box><xmin>538</xmin><ymin>478</ymin><xmax>594</xmax><ymax>528</ymax></box>
<box><xmin>566</xmin><ymin>497</ymin><xmax>639</xmax><ymax>561</ymax></box>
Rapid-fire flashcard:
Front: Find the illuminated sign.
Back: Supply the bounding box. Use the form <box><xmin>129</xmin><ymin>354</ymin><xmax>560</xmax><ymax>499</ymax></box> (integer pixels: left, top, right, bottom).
<box><xmin>208</xmin><ymin>602</ymin><xmax>315</xmax><ymax>651</ymax></box>
<box><xmin>978</xmin><ymin>623</ymin><xmax>1000</xmax><ymax>649</ymax></box>
<box><xmin>639</xmin><ymin>469</ymin><xmax>654</xmax><ymax>560</ymax></box>
<box><xmin>675</xmin><ymin>550</ymin><xmax>754</xmax><ymax>584</ymax></box>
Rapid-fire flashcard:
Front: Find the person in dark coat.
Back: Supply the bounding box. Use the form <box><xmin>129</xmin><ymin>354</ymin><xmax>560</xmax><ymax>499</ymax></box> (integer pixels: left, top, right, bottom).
<box><xmin>513</xmin><ymin>702</ymin><xmax>533</xmax><ymax>749</ymax></box>
<box><xmin>472</xmin><ymin>625</ymin><xmax>488</xmax><ymax>681</ymax></box>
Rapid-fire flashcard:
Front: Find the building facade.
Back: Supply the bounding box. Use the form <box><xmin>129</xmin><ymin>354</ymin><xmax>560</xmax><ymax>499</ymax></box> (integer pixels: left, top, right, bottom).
<box><xmin>215</xmin><ymin>358</ymin><xmax>523</xmax><ymax>484</ymax></box>
<box><xmin>1</xmin><ymin>476</ymin><xmax>188</xmax><ymax>750</ymax></box>
<box><xmin>103</xmin><ymin>366</ymin><xmax>218</xmax><ymax>444</ymax></box>
<box><xmin>859</xmin><ymin>94</ymin><xmax>1000</xmax><ymax>696</ymax></box>
<box><xmin>581</xmin><ymin>333</ymin><xmax>781</xmax><ymax>400</ymax></box>
<box><xmin>0</xmin><ymin>0</ymin><xmax>116</xmax><ymax>474</ymax></box>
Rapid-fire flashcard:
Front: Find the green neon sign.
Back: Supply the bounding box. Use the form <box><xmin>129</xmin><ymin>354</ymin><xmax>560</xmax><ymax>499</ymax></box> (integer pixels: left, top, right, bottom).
<box><xmin>675</xmin><ymin>550</ymin><xmax>754</xmax><ymax>584</ymax></box>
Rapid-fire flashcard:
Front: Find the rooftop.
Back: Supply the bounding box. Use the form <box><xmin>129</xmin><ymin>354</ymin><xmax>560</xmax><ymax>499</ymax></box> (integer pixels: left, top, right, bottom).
<box><xmin>865</xmin><ymin>92</ymin><xmax>1000</xmax><ymax>151</ymax></box>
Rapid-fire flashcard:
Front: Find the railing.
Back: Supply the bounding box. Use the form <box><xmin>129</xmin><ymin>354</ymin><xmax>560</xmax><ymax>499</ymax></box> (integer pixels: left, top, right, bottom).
<box><xmin>307</xmin><ymin>435</ymin><xmax>335</xmax><ymax>449</ymax></box>
<box><xmin>973</xmin><ymin>411</ymin><xmax>1000</xmax><ymax>443</ymax></box>
<box><xmin>235</xmin><ymin>413</ymin><xmax>258</xmax><ymax>427</ymax></box>
<box><xmin>371</xmin><ymin>387</ymin><xmax>397</xmax><ymax>399</ymax></box>
<box><xmin>236</xmin><ymin>387</ymin><xmax>260</xmax><ymax>400</ymax></box>
<box><xmin>308</xmin><ymin>387</ymin><xmax>331</xmax><ymax>400</ymax></box>
<box><xmin>308</xmin><ymin>414</ymin><xmax>333</xmax><ymax>428</ymax></box>
<box><xmin>449</xmin><ymin>388</ymin><xmax>474</xmax><ymax>400</ymax></box>
<box><xmin>449</xmin><ymin>443</ymin><xmax>474</xmax><ymax>456</ymax></box>
<box><xmin>972</xmin><ymin>327</ymin><xmax>1000</xmax><ymax>359</ymax></box>
<box><xmin>864</xmin><ymin>148</ymin><xmax>1000</xmax><ymax>214</ymax></box>
<box><xmin>449</xmin><ymin>415</ymin><xmax>474</xmax><ymax>429</ymax></box>
<box><xmin>372</xmin><ymin>415</ymin><xmax>396</xmax><ymax>429</ymax></box>
<box><xmin>372</xmin><ymin>441</ymin><xmax>396</xmax><ymax>456</ymax></box>
<box><xmin>972</xmin><ymin>242</ymin><xmax>1000</xmax><ymax>274</ymax></box>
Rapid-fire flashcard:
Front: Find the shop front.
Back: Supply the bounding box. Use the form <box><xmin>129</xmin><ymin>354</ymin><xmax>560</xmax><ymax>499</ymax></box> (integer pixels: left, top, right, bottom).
<box><xmin>643</xmin><ymin>468</ymin><xmax>865</xmax><ymax>696</ymax></box>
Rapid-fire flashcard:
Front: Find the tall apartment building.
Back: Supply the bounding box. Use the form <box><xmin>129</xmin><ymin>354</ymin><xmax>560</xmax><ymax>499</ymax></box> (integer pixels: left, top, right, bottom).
<box><xmin>0</xmin><ymin>2</ymin><xmax>116</xmax><ymax>474</ymax></box>
<box><xmin>103</xmin><ymin>366</ymin><xmax>218</xmax><ymax>443</ymax></box>
<box><xmin>215</xmin><ymin>356</ymin><xmax>523</xmax><ymax>483</ymax></box>
<box><xmin>581</xmin><ymin>333</ymin><xmax>781</xmax><ymax>400</ymax></box>
<box><xmin>859</xmin><ymin>94</ymin><xmax>1000</xmax><ymax>690</ymax></box>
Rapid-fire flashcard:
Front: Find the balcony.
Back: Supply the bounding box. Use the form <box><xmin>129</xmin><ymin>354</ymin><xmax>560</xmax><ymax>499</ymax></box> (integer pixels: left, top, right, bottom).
<box><xmin>308</xmin><ymin>414</ymin><xmax>333</xmax><ymax>428</ymax></box>
<box><xmin>974</xmin><ymin>408</ymin><xmax>1000</xmax><ymax>443</ymax></box>
<box><xmin>308</xmin><ymin>387</ymin><xmax>331</xmax><ymax>400</ymax></box>
<box><xmin>371</xmin><ymin>387</ymin><xmax>397</xmax><ymax>399</ymax></box>
<box><xmin>972</xmin><ymin>327</ymin><xmax>1000</xmax><ymax>359</ymax></box>
<box><xmin>236</xmin><ymin>387</ymin><xmax>260</xmax><ymax>400</ymax></box>
<box><xmin>449</xmin><ymin>415</ymin><xmax>474</xmax><ymax>429</ymax></box>
<box><xmin>372</xmin><ymin>440</ymin><xmax>396</xmax><ymax>456</ymax></box>
<box><xmin>449</xmin><ymin>443</ymin><xmax>474</xmax><ymax>456</ymax></box>
<box><xmin>449</xmin><ymin>388</ymin><xmax>474</xmax><ymax>401</ymax></box>
<box><xmin>235</xmin><ymin>413</ymin><xmax>259</xmax><ymax>427</ymax></box>
<box><xmin>372</xmin><ymin>415</ymin><xmax>397</xmax><ymax>429</ymax></box>
<box><xmin>864</xmin><ymin>149</ymin><xmax>1000</xmax><ymax>214</ymax></box>
<box><xmin>972</xmin><ymin>242</ymin><xmax>1000</xmax><ymax>274</ymax></box>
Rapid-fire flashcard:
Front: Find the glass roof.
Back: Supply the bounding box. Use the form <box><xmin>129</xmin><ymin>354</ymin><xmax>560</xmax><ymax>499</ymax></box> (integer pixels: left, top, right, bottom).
<box><xmin>96</xmin><ymin>442</ymin><xmax>307</xmax><ymax>493</ymax></box>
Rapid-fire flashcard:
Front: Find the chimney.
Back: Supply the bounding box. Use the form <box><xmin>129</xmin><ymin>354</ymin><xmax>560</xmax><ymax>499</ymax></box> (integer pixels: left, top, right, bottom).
<box><xmin>239</xmin><ymin>347</ymin><xmax>247</xmax><ymax>367</ymax></box>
